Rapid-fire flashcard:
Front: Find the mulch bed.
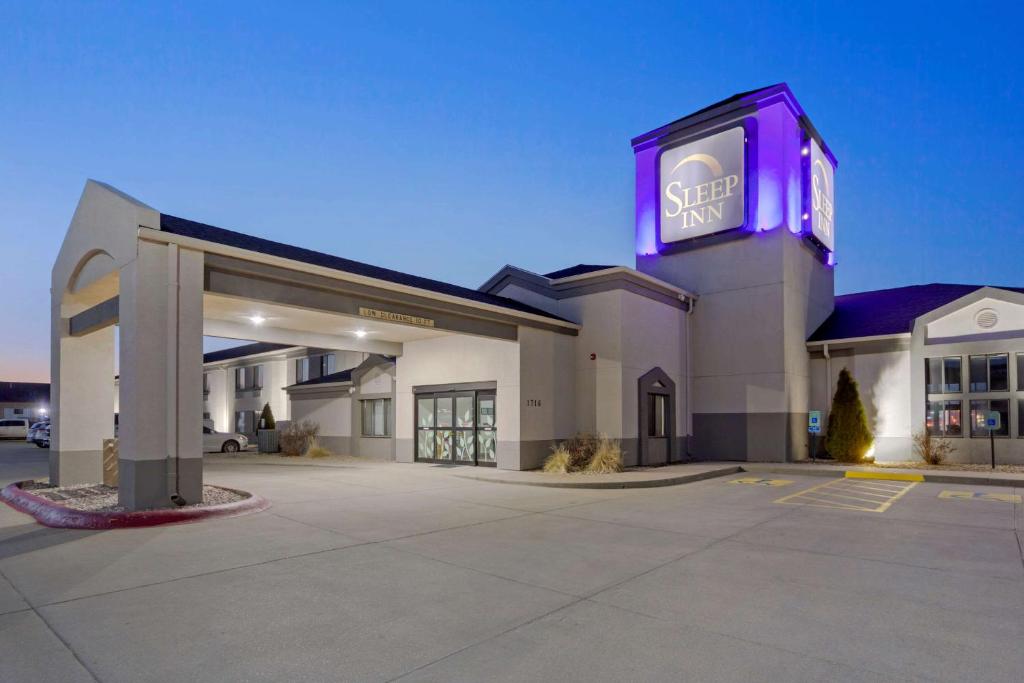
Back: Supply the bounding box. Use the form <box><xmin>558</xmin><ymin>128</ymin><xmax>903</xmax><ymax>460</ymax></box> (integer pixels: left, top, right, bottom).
<box><xmin>23</xmin><ymin>482</ymin><xmax>245</xmax><ymax>512</ymax></box>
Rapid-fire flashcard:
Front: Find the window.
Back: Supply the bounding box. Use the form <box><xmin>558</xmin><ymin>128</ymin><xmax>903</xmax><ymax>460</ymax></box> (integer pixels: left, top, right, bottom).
<box><xmin>926</xmin><ymin>400</ymin><xmax>962</xmax><ymax>437</ymax></box>
<box><xmin>648</xmin><ymin>394</ymin><xmax>667</xmax><ymax>437</ymax></box>
<box><xmin>1017</xmin><ymin>353</ymin><xmax>1024</xmax><ymax>391</ymax></box>
<box><xmin>969</xmin><ymin>354</ymin><xmax>1009</xmax><ymax>392</ymax></box>
<box><xmin>295</xmin><ymin>357</ymin><xmax>310</xmax><ymax>383</ymax></box>
<box><xmin>235</xmin><ymin>366</ymin><xmax>263</xmax><ymax>391</ymax></box>
<box><xmin>360</xmin><ymin>398</ymin><xmax>391</xmax><ymax>437</ymax></box>
<box><xmin>13</xmin><ymin>408</ymin><xmax>24</xmax><ymax>415</ymax></box>
<box><xmin>925</xmin><ymin>357</ymin><xmax>961</xmax><ymax>394</ymax></box>
<box><xmin>202</xmin><ymin>373</ymin><xmax>210</xmax><ymax>396</ymax></box>
<box><xmin>970</xmin><ymin>399</ymin><xmax>1009</xmax><ymax>438</ymax></box>
<box><xmin>234</xmin><ymin>410</ymin><xmax>256</xmax><ymax>434</ymax></box>
<box><xmin>1018</xmin><ymin>399</ymin><xmax>1024</xmax><ymax>439</ymax></box>
<box><xmin>296</xmin><ymin>354</ymin><xmax>335</xmax><ymax>383</ymax></box>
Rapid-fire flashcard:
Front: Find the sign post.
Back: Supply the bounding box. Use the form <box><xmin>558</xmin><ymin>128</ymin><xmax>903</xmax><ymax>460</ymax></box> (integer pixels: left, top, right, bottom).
<box><xmin>985</xmin><ymin>410</ymin><xmax>1001</xmax><ymax>470</ymax></box>
<box><xmin>808</xmin><ymin>411</ymin><xmax>822</xmax><ymax>462</ymax></box>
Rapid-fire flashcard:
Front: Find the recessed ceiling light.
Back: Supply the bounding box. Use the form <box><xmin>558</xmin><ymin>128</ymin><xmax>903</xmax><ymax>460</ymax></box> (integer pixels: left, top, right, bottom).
<box><xmin>248</xmin><ymin>315</ymin><xmax>266</xmax><ymax>325</ymax></box>
<box><xmin>354</xmin><ymin>329</ymin><xmax>368</xmax><ymax>338</ymax></box>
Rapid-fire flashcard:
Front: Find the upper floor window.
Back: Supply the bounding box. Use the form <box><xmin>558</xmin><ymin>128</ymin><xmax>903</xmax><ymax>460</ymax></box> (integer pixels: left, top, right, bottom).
<box><xmin>1017</xmin><ymin>353</ymin><xmax>1024</xmax><ymax>392</ymax></box>
<box><xmin>925</xmin><ymin>357</ymin><xmax>961</xmax><ymax>394</ymax></box>
<box><xmin>296</xmin><ymin>354</ymin><xmax>336</xmax><ymax>383</ymax></box>
<box><xmin>235</xmin><ymin>365</ymin><xmax>263</xmax><ymax>391</ymax></box>
<box><xmin>295</xmin><ymin>357</ymin><xmax>310</xmax><ymax>383</ymax></box>
<box><xmin>969</xmin><ymin>354</ymin><xmax>1008</xmax><ymax>392</ymax></box>
<box><xmin>202</xmin><ymin>373</ymin><xmax>211</xmax><ymax>396</ymax></box>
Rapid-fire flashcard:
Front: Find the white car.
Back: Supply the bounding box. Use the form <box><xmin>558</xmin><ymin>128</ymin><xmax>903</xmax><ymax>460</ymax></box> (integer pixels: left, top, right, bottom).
<box><xmin>202</xmin><ymin>426</ymin><xmax>248</xmax><ymax>453</ymax></box>
<box><xmin>0</xmin><ymin>418</ymin><xmax>30</xmax><ymax>439</ymax></box>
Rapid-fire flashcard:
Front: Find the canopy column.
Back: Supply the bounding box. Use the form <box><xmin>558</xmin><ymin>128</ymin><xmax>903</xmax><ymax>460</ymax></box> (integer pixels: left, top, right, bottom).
<box><xmin>118</xmin><ymin>241</ymin><xmax>204</xmax><ymax>510</ymax></box>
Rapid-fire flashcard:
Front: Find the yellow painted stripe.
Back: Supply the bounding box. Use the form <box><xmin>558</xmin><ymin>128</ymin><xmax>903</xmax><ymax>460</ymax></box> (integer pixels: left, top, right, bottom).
<box><xmin>875</xmin><ymin>481</ymin><xmax>918</xmax><ymax>512</ymax></box>
<box><xmin>845</xmin><ymin>471</ymin><xmax>924</xmax><ymax>482</ymax></box>
<box><xmin>774</xmin><ymin>478</ymin><xmax>839</xmax><ymax>505</ymax></box>
<box><xmin>835</xmin><ymin>479</ymin><xmax>904</xmax><ymax>492</ymax></box>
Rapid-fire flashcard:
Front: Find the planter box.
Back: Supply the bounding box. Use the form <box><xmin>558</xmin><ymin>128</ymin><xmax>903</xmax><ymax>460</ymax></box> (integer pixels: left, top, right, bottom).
<box><xmin>257</xmin><ymin>429</ymin><xmax>280</xmax><ymax>453</ymax></box>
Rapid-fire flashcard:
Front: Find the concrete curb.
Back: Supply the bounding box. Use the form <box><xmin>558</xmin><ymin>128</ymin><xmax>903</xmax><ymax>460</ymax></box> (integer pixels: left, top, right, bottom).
<box><xmin>450</xmin><ymin>466</ymin><xmax>743</xmax><ymax>489</ymax></box>
<box><xmin>740</xmin><ymin>464</ymin><xmax>1024</xmax><ymax>489</ymax></box>
<box><xmin>0</xmin><ymin>481</ymin><xmax>270</xmax><ymax>529</ymax></box>
<box><xmin>452</xmin><ymin>462</ymin><xmax>1024</xmax><ymax>491</ymax></box>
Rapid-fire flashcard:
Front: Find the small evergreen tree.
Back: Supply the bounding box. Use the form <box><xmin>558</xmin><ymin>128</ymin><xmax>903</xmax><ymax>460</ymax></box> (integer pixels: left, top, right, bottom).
<box><xmin>258</xmin><ymin>402</ymin><xmax>276</xmax><ymax>430</ymax></box>
<box><xmin>825</xmin><ymin>368</ymin><xmax>873</xmax><ymax>463</ymax></box>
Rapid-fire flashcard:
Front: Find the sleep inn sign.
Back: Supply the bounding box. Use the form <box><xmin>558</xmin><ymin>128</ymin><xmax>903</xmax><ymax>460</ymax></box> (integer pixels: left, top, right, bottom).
<box><xmin>659</xmin><ymin>125</ymin><xmax>746</xmax><ymax>243</ymax></box>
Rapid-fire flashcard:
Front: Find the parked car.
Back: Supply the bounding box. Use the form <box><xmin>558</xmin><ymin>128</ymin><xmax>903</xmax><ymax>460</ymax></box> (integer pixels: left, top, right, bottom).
<box><xmin>26</xmin><ymin>421</ymin><xmax>48</xmax><ymax>443</ymax></box>
<box><xmin>202</xmin><ymin>426</ymin><xmax>249</xmax><ymax>453</ymax></box>
<box><xmin>29</xmin><ymin>423</ymin><xmax>50</xmax><ymax>448</ymax></box>
<box><xmin>0</xmin><ymin>418</ymin><xmax>30</xmax><ymax>439</ymax></box>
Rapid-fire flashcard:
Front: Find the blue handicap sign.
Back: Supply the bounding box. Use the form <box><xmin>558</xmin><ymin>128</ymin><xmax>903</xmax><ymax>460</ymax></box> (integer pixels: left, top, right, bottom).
<box><xmin>808</xmin><ymin>411</ymin><xmax>822</xmax><ymax>434</ymax></box>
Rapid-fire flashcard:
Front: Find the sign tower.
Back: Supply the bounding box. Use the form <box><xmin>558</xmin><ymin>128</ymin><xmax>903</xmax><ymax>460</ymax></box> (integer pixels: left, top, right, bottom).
<box><xmin>633</xmin><ymin>84</ymin><xmax>837</xmax><ymax>461</ymax></box>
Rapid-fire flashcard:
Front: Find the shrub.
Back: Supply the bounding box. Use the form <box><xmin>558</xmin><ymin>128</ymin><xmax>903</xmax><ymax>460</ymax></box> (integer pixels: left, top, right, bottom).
<box><xmin>306</xmin><ymin>440</ymin><xmax>332</xmax><ymax>459</ymax></box>
<box><xmin>258</xmin><ymin>403</ymin><xmax>276</xmax><ymax>430</ymax></box>
<box><xmin>560</xmin><ymin>433</ymin><xmax>600</xmax><ymax>471</ymax></box>
<box><xmin>825</xmin><ymin>368</ymin><xmax>874</xmax><ymax>463</ymax></box>
<box><xmin>280</xmin><ymin>420</ymin><xmax>320</xmax><ymax>457</ymax></box>
<box><xmin>586</xmin><ymin>437</ymin><xmax>623</xmax><ymax>473</ymax></box>
<box><xmin>913</xmin><ymin>427</ymin><xmax>954</xmax><ymax>465</ymax></box>
<box><xmin>543</xmin><ymin>446</ymin><xmax>572</xmax><ymax>473</ymax></box>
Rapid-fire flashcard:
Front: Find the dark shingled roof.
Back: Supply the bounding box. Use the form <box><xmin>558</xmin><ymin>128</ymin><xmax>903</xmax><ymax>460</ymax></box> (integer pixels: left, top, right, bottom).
<box><xmin>544</xmin><ymin>264</ymin><xmax>618</xmax><ymax>280</ymax></box>
<box><xmin>161</xmin><ymin>214</ymin><xmax>571</xmax><ymax>323</ymax></box>
<box><xmin>0</xmin><ymin>382</ymin><xmax>49</xmax><ymax>404</ymax></box>
<box><xmin>203</xmin><ymin>342</ymin><xmax>294</xmax><ymax>364</ymax></box>
<box><xmin>808</xmin><ymin>284</ymin><xmax>1024</xmax><ymax>342</ymax></box>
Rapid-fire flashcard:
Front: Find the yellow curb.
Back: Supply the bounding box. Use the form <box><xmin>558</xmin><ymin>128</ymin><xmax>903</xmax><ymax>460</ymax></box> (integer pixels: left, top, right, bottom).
<box><xmin>845</xmin><ymin>471</ymin><xmax>924</xmax><ymax>482</ymax></box>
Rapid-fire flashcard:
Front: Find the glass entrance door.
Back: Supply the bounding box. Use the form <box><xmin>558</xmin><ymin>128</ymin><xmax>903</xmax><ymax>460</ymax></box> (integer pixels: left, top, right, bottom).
<box><xmin>415</xmin><ymin>389</ymin><xmax>496</xmax><ymax>466</ymax></box>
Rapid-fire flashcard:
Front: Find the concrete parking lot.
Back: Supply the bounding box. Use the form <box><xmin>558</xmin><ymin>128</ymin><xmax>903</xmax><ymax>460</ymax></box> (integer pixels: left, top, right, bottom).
<box><xmin>1</xmin><ymin>441</ymin><xmax>1022</xmax><ymax>682</ymax></box>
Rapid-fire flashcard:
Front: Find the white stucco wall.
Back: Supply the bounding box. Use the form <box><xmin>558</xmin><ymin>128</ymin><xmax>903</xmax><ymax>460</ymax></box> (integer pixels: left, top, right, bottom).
<box><xmin>291</xmin><ymin>395</ymin><xmax>352</xmax><ymax>437</ymax></box>
<box><xmin>809</xmin><ymin>348</ymin><xmax>912</xmax><ymax>461</ymax></box>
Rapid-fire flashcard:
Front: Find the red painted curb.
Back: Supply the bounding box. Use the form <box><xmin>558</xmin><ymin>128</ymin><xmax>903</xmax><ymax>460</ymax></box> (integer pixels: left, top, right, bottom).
<box><xmin>0</xmin><ymin>481</ymin><xmax>270</xmax><ymax>529</ymax></box>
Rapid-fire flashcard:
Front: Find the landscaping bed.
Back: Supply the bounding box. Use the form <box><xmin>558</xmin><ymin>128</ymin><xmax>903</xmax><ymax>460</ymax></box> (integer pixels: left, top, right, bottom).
<box><xmin>804</xmin><ymin>460</ymin><xmax>1024</xmax><ymax>474</ymax></box>
<box><xmin>1</xmin><ymin>480</ymin><xmax>269</xmax><ymax>529</ymax></box>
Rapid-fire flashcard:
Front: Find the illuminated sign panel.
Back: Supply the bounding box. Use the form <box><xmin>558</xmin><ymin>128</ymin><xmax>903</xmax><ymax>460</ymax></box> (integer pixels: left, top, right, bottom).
<box><xmin>808</xmin><ymin>139</ymin><xmax>835</xmax><ymax>251</ymax></box>
<box><xmin>659</xmin><ymin>126</ymin><xmax>745</xmax><ymax>244</ymax></box>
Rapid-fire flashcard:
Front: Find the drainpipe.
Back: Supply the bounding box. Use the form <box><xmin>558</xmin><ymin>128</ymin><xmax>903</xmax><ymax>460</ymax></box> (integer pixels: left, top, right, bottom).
<box><xmin>166</xmin><ymin>244</ymin><xmax>185</xmax><ymax>506</ymax></box>
<box><xmin>683</xmin><ymin>294</ymin><xmax>696</xmax><ymax>456</ymax></box>
<box><xmin>823</xmin><ymin>341</ymin><xmax>832</xmax><ymax>416</ymax></box>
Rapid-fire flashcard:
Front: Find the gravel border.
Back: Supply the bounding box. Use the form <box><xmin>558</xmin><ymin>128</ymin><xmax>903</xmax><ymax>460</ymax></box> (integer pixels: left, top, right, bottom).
<box><xmin>15</xmin><ymin>481</ymin><xmax>248</xmax><ymax>512</ymax></box>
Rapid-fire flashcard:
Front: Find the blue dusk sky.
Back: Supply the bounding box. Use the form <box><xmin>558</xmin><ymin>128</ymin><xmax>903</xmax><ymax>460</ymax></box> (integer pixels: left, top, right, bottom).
<box><xmin>0</xmin><ymin>2</ymin><xmax>1020</xmax><ymax>381</ymax></box>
